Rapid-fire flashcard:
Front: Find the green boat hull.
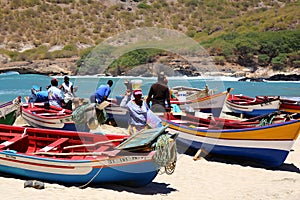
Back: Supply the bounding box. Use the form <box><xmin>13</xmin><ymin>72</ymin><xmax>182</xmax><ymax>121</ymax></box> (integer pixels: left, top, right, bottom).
<box><xmin>0</xmin><ymin>111</ymin><xmax>17</xmax><ymax>125</ymax></box>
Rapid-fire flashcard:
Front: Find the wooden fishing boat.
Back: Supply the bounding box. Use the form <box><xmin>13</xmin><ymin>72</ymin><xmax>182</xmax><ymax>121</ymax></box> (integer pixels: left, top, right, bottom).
<box><xmin>163</xmin><ymin>111</ymin><xmax>287</xmax><ymax>130</ymax></box>
<box><xmin>21</xmin><ymin>102</ymin><xmax>78</xmax><ymax>131</ymax></box>
<box><xmin>171</xmin><ymin>85</ymin><xmax>213</xmax><ymax>101</ymax></box>
<box><xmin>170</xmin><ymin>90</ymin><xmax>230</xmax><ymax>116</ymax></box>
<box><xmin>253</xmin><ymin>96</ymin><xmax>300</xmax><ymax>114</ymax></box>
<box><xmin>161</xmin><ymin>112</ymin><xmax>300</xmax><ymax>167</ymax></box>
<box><xmin>0</xmin><ymin>96</ymin><xmax>21</xmax><ymax>125</ymax></box>
<box><xmin>0</xmin><ymin>124</ymin><xmax>177</xmax><ymax>187</ymax></box>
<box><xmin>279</xmin><ymin>98</ymin><xmax>300</xmax><ymax>113</ymax></box>
<box><xmin>226</xmin><ymin>94</ymin><xmax>281</xmax><ymax>117</ymax></box>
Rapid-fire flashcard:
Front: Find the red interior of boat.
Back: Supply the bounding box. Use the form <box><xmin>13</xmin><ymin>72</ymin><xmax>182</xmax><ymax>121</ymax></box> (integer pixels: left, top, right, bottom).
<box><xmin>0</xmin><ymin>124</ymin><xmax>128</xmax><ymax>160</ymax></box>
<box><xmin>22</xmin><ymin>103</ymin><xmax>73</xmax><ymax>115</ymax></box>
<box><xmin>228</xmin><ymin>94</ymin><xmax>277</xmax><ymax>105</ymax></box>
<box><xmin>163</xmin><ymin>112</ymin><xmax>261</xmax><ymax>129</ymax></box>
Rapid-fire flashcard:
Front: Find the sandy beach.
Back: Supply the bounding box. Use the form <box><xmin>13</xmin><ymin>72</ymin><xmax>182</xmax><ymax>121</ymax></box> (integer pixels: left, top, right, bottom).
<box><xmin>1</xmin><ymin>117</ymin><xmax>300</xmax><ymax>200</ymax></box>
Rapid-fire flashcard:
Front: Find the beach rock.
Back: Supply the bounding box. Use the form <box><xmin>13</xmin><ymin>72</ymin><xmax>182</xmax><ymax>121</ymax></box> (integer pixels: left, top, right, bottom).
<box><xmin>238</xmin><ymin>77</ymin><xmax>265</xmax><ymax>82</ymax></box>
<box><xmin>266</xmin><ymin>74</ymin><xmax>300</xmax><ymax>81</ymax></box>
<box><xmin>0</xmin><ymin>58</ymin><xmax>77</xmax><ymax>76</ymax></box>
<box><xmin>24</xmin><ymin>180</ymin><xmax>45</xmax><ymax>189</ymax></box>
<box><xmin>0</xmin><ymin>54</ymin><xmax>11</xmax><ymax>64</ymax></box>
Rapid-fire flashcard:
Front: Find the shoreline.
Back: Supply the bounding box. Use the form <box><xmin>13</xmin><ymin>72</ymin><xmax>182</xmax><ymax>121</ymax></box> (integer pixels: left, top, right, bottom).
<box><xmin>1</xmin><ymin>58</ymin><xmax>300</xmax><ymax>81</ymax></box>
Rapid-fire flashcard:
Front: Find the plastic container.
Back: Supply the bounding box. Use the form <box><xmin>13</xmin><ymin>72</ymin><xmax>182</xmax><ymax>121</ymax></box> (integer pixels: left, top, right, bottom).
<box><xmin>178</xmin><ymin>91</ymin><xmax>187</xmax><ymax>102</ymax></box>
<box><xmin>131</xmin><ymin>80</ymin><xmax>143</xmax><ymax>90</ymax></box>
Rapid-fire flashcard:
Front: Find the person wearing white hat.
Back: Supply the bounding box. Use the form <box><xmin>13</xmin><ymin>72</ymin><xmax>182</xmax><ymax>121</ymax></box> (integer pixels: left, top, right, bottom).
<box><xmin>120</xmin><ymin>89</ymin><xmax>149</xmax><ymax>135</ymax></box>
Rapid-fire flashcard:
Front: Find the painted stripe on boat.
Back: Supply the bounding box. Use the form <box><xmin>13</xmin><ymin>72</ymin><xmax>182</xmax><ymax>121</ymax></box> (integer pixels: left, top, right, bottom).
<box><xmin>163</xmin><ymin>119</ymin><xmax>300</xmax><ymax>140</ymax></box>
<box><xmin>167</xmin><ymin>128</ymin><xmax>294</xmax><ymax>151</ymax></box>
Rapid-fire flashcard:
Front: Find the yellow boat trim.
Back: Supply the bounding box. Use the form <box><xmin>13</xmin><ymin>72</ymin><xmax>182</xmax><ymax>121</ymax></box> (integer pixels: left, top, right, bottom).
<box><xmin>163</xmin><ymin>120</ymin><xmax>300</xmax><ymax>140</ymax></box>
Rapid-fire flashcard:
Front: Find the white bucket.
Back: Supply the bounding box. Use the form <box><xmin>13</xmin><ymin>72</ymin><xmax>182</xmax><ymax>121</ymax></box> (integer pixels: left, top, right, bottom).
<box><xmin>178</xmin><ymin>91</ymin><xmax>187</xmax><ymax>102</ymax></box>
<box><xmin>131</xmin><ymin>80</ymin><xmax>143</xmax><ymax>90</ymax></box>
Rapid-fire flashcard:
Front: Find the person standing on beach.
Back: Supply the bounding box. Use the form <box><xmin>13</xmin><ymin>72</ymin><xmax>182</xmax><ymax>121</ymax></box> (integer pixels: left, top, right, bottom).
<box><xmin>146</xmin><ymin>73</ymin><xmax>171</xmax><ymax>112</ymax></box>
<box><xmin>59</xmin><ymin>76</ymin><xmax>74</xmax><ymax>110</ymax></box>
<box><xmin>48</xmin><ymin>78</ymin><xmax>64</xmax><ymax>107</ymax></box>
<box><xmin>90</xmin><ymin>80</ymin><xmax>113</xmax><ymax>104</ymax></box>
<box><xmin>120</xmin><ymin>89</ymin><xmax>149</xmax><ymax>135</ymax></box>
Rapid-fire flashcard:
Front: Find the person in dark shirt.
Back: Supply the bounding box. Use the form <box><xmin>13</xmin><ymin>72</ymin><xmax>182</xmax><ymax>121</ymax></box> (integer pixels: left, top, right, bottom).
<box><xmin>146</xmin><ymin>73</ymin><xmax>171</xmax><ymax>112</ymax></box>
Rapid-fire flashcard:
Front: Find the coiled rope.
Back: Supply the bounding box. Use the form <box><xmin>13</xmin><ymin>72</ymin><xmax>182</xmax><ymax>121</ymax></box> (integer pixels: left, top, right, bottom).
<box><xmin>259</xmin><ymin>115</ymin><xmax>275</xmax><ymax>126</ymax></box>
<box><xmin>154</xmin><ymin>134</ymin><xmax>177</xmax><ymax>175</ymax></box>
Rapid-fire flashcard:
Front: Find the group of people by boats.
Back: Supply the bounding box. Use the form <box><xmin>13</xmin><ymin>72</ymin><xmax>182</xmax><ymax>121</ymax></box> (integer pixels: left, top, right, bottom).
<box><xmin>0</xmin><ymin>73</ymin><xmax>180</xmax><ymax>187</ymax></box>
<box><xmin>28</xmin><ymin>76</ymin><xmax>75</xmax><ymax>110</ymax></box>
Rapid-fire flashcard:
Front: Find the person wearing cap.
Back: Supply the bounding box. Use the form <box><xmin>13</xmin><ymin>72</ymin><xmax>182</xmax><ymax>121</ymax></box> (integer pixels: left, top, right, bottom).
<box><xmin>48</xmin><ymin>78</ymin><xmax>64</xmax><ymax>107</ymax></box>
<box><xmin>59</xmin><ymin>76</ymin><xmax>74</xmax><ymax>110</ymax></box>
<box><xmin>146</xmin><ymin>72</ymin><xmax>171</xmax><ymax>112</ymax></box>
<box><xmin>120</xmin><ymin>89</ymin><xmax>149</xmax><ymax>135</ymax></box>
<box><xmin>90</xmin><ymin>80</ymin><xmax>113</xmax><ymax>104</ymax></box>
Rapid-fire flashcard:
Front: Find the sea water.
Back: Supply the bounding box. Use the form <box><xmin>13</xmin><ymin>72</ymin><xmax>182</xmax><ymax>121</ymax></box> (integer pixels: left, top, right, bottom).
<box><xmin>0</xmin><ymin>73</ymin><xmax>300</xmax><ymax>103</ymax></box>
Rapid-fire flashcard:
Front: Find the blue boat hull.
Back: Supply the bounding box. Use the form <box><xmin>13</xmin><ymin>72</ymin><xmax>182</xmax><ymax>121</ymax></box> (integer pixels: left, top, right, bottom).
<box><xmin>0</xmin><ymin>152</ymin><xmax>158</xmax><ymax>187</ymax></box>
<box><xmin>229</xmin><ymin>108</ymin><xmax>279</xmax><ymax>117</ymax></box>
<box><xmin>176</xmin><ymin>137</ymin><xmax>289</xmax><ymax>167</ymax></box>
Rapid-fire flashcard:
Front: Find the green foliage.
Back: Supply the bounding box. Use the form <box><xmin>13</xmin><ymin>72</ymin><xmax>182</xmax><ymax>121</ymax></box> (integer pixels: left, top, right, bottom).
<box><xmin>213</xmin><ymin>56</ymin><xmax>226</xmax><ymax>65</ymax></box>
<box><xmin>0</xmin><ymin>0</ymin><xmax>299</xmax><ymax>71</ymax></box>
<box><xmin>292</xmin><ymin>60</ymin><xmax>300</xmax><ymax>68</ymax></box>
<box><xmin>63</xmin><ymin>44</ymin><xmax>78</xmax><ymax>52</ymax></box>
<box><xmin>258</xmin><ymin>54</ymin><xmax>270</xmax><ymax>66</ymax></box>
<box><xmin>137</xmin><ymin>2</ymin><xmax>151</xmax><ymax>9</ymax></box>
<box><xmin>204</xmin><ymin>29</ymin><xmax>300</xmax><ymax>68</ymax></box>
<box><xmin>272</xmin><ymin>53</ymin><xmax>287</xmax><ymax>70</ymax></box>
<box><xmin>109</xmin><ymin>48</ymin><xmax>163</xmax><ymax>69</ymax></box>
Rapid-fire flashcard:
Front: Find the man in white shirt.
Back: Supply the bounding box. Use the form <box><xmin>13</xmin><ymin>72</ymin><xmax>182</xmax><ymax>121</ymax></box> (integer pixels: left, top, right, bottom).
<box><xmin>48</xmin><ymin>78</ymin><xmax>63</xmax><ymax>107</ymax></box>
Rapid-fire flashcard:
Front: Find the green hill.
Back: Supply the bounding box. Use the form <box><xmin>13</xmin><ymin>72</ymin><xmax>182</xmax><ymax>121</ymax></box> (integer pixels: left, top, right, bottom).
<box><xmin>0</xmin><ymin>0</ymin><xmax>299</xmax><ymax>74</ymax></box>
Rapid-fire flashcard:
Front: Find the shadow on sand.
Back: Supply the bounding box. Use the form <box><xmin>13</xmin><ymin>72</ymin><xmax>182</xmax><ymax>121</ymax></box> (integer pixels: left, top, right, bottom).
<box><xmin>0</xmin><ymin>172</ymin><xmax>177</xmax><ymax>195</ymax></box>
<box><xmin>179</xmin><ymin>146</ymin><xmax>300</xmax><ymax>174</ymax></box>
<box><xmin>91</xmin><ymin>182</ymin><xmax>177</xmax><ymax>195</ymax></box>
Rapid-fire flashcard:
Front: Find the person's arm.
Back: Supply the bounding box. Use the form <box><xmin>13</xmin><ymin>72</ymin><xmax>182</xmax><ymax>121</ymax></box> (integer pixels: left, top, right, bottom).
<box><xmin>70</xmin><ymin>85</ymin><xmax>74</xmax><ymax>94</ymax></box>
<box><xmin>120</xmin><ymin>94</ymin><xmax>130</xmax><ymax>108</ymax></box>
<box><xmin>166</xmin><ymin>88</ymin><xmax>171</xmax><ymax>107</ymax></box>
<box><xmin>146</xmin><ymin>86</ymin><xmax>154</xmax><ymax>107</ymax></box>
<box><xmin>103</xmin><ymin>86</ymin><xmax>111</xmax><ymax>101</ymax></box>
<box><xmin>165</xmin><ymin>88</ymin><xmax>171</xmax><ymax>112</ymax></box>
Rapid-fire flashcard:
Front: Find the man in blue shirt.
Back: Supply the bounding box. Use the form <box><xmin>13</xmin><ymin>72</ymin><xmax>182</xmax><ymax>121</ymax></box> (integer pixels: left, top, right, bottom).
<box><xmin>90</xmin><ymin>80</ymin><xmax>113</xmax><ymax>104</ymax></box>
<box><xmin>28</xmin><ymin>85</ymin><xmax>48</xmax><ymax>103</ymax></box>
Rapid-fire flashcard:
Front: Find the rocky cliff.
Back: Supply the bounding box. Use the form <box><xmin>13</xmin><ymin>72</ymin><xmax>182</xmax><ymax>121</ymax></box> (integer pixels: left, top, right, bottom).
<box><xmin>0</xmin><ymin>58</ymin><xmax>77</xmax><ymax>76</ymax></box>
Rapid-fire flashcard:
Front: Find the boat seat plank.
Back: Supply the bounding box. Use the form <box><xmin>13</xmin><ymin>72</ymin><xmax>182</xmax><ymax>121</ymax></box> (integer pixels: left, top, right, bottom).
<box><xmin>63</xmin><ymin>139</ymin><xmax>125</xmax><ymax>150</ymax></box>
<box><xmin>0</xmin><ymin>132</ymin><xmax>22</xmax><ymax>137</ymax></box>
<box><xmin>94</xmin><ymin>145</ymin><xmax>111</xmax><ymax>152</ymax></box>
<box><xmin>0</xmin><ymin>135</ymin><xmax>28</xmax><ymax>149</ymax></box>
<box><xmin>38</xmin><ymin>138</ymin><xmax>69</xmax><ymax>152</ymax></box>
<box><xmin>37</xmin><ymin>113</ymin><xmax>66</xmax><ymax>116</ymax></box>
